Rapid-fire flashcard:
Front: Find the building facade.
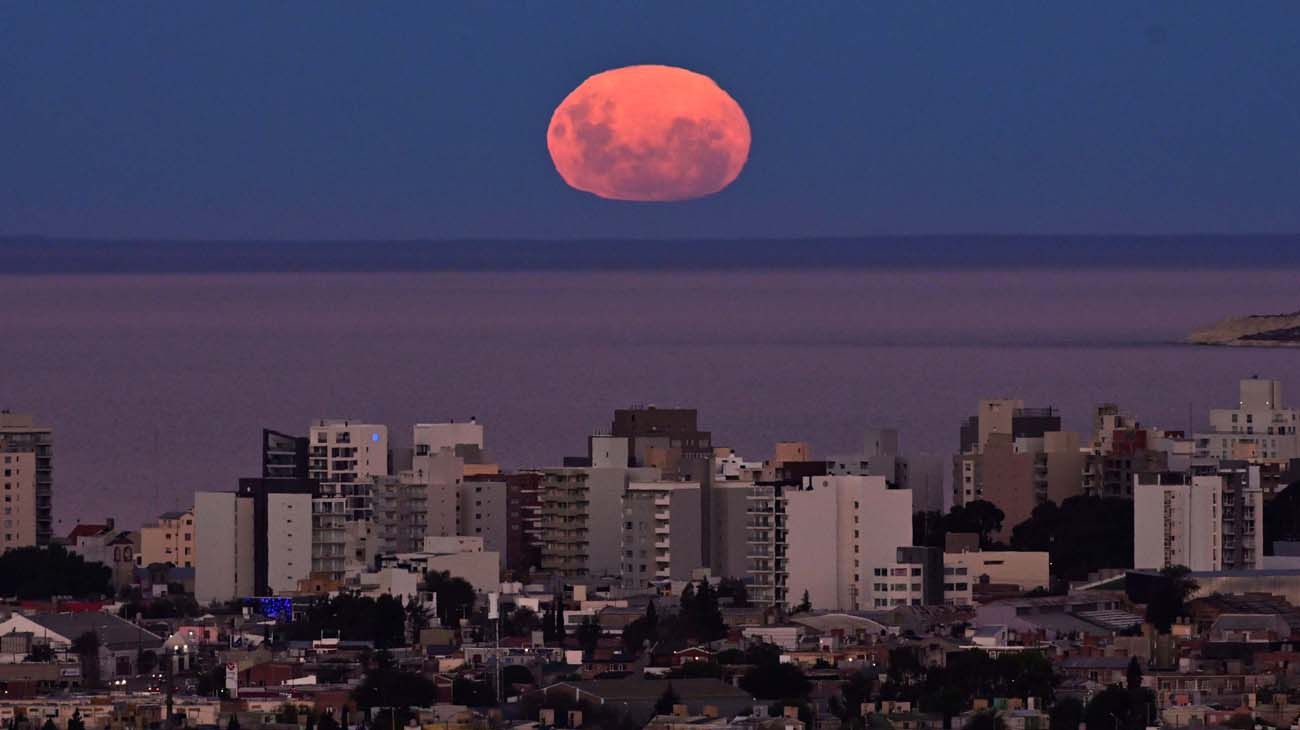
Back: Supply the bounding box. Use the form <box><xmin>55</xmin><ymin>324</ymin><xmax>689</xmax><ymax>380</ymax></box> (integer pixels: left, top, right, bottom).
<box><xmin>1196</xmin><ymin>378</ymin><xmax>1300</xmax><ymax>465</ymax></box>
<box><xmin>781</xmin><ymin>475</ymin><xmax>913</xmax><ymax>612</ymax></box>
<box><xmin>138</xmin><ymin>509</ymin><xmax>196</xmax><ymax>568</ymax></box>
<box><xmin>0</xmin><ymin>411</ymin><xmax>52</xmax><ymax>546</ymax></box>
<box><xmin>620</xmin><ymin>481</ymin><xmax>702</xmax><ymax>589</ymax></box>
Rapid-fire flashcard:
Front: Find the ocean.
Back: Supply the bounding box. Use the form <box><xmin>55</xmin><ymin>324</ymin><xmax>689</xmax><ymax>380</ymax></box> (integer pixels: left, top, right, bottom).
<box><xmin>3</xmin><ymin>261</ymin><xmax>1300</xmax><ymax>529</ymax></box>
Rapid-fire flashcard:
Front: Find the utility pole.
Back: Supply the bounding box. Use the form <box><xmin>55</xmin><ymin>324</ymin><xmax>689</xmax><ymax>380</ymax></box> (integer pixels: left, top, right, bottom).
<box><xmin>164</xmin><ymin>647</ymin><xmax>175</xmax><ymax>728</ymax></box>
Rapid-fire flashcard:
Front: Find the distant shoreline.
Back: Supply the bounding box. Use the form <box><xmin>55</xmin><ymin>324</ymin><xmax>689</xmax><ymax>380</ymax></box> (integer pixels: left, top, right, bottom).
<box><xmin>1188</xmin><ymin>311</ymin><xmax>1300</xmax><ymax>348</ymax></box>
<box><xmin>3</xmin><ymin>235</ymin><xmax>1300</xmax><ymax>275</ymax></box>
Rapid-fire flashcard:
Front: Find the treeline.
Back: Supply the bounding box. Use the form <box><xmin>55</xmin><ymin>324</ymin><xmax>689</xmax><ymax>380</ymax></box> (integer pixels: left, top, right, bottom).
<box><xmin>0</xmin><ymin>545</ymin><xmax>112</xmax><ymax>599</ymax></box>
<box><xmin>914</xmin><ymin>496</ymin><xmax>1135</xmax><ymax>584</ymax></box>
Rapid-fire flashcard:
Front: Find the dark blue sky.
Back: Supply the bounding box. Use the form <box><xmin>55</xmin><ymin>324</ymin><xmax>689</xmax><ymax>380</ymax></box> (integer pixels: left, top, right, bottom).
<box><xmin>3</xmin><ymin>3</ymin><xmax>1298</xmax><ymax>239</ymax></box>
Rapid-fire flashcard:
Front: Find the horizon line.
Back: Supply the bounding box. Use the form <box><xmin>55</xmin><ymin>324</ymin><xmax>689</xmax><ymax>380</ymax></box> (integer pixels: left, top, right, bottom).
<box><xmin>5</xmin><ymin>232</ymin><xmax>1300</xmax><ymax>244</ymax></box>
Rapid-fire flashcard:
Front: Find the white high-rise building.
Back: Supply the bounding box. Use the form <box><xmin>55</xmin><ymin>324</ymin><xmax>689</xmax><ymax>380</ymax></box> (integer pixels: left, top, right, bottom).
<box><xmin>414</xmin><ymin>420</ymin><xmax>484</xmax><ymax>456</ymax></box>
<box><xmin>266</xmin><ymin>492</ymin><xmax>312</xmax><ymax>594</ymax></box>
<box><xmin>781</xmin><ymin>475</ymin><xmax>913</xmax><ymax>612</ymax></box>
<box><xmin>1196</xmin><ymin>378</ymin><xmax>1300</xmax><ymax>464</ymax></box>
<box><xmin>194</xmin><ymin>491</ymin><xmax>254</xmax><ymax>604</ymax></box>
<box><xmin>308</xmin><ymin>419</ymin><xmax>389</xmax><ymax>520</ymax></box>
<box><xmin>1134</xmin><ymin>474</ymin><xmax>1227</xmax><ymax>572</ymax></box>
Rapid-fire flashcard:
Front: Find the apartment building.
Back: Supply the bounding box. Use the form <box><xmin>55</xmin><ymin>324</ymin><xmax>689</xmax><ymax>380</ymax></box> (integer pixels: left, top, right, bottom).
<box><xmin>953</xmin><ymin>401</ymin><xmax>1084</xmax><ymax>539</ymax></box>
<box><xmin>620</xmin><ymin>481</ymin><xmax>702</xmax><ymax>589</ymax></box>
<box><xmin>0</xmin><ymin>450</ymin><xmax>37</xmax><ymax>551</ymax></box>
<box><xmin>138</xmin><ymin>509</ymin><xmax>196</xmax><ymax>568</ymax></box>
<box><xmin>1196</xmin><ymin>378</ymin><xmax>1300</xmax><ymax>465</ymax></box>
<box><xmin>195</xmin><ymin>475</ymin><xmax>316</xmax><ymax>602</ymax></box>
<box><xmin>459</xmin><ymin>475</ymin><xmax>509</xmax><ymax>568</ymax></box>
<box><xmin>371</xmin><ymin>472</ymin><xmax>430</xmax><ymax>555</ymax></box>
<box><xmin>194</xmin><ymin>491</ymin><xmax>255</xmax><ymax>604</ymax></box>
<box><xmin>0</xmin><ymin>411</ymin><xmax>52</xmax><ymax>545</ymax></box>
<box><xmin>746</xmin><ymin>482</ymin><xmax>789</xmax><ymax>607</ymax></box>
<box><xmin>710</xmin><ymin>481</ymin><xmax>753</xmax><ymax>580</ymax></box>
<box><xmin>780</xmin><ymin>475</ymin><xmax>913</xmax><ymax>612</ymax></box>
<box><xmin>308</xmin><ymin>419</ymin><xmax>389</xmax><ymax>520</ymax></box>
<box><xmin>538</xmin><ymin>466</ymin><xmax>652</xmax><ymax>578</ymax></box>
<box><xmin>1133</xmin><ymin>473</ymin><xmax>1248</xmax><ymax>572</ymax></box>
<box><xmin>1193</xmin><ymin>461</ymin><xmax>1265</xmax><ymax>570</ymax></box>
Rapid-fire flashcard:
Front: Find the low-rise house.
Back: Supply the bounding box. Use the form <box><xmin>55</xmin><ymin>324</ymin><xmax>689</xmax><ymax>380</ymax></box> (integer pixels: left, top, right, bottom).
<box><xmin>0</xmin><ymin>611</ymin><xmax>163</xmax><ymax>678</ymax></box>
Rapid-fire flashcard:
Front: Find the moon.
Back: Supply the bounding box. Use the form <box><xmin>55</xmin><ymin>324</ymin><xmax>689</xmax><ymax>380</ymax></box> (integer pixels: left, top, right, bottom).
<box><xmin>547</xmin><ymin>65</ymin><xmax>751</xmax><ymax>202</ymax></box>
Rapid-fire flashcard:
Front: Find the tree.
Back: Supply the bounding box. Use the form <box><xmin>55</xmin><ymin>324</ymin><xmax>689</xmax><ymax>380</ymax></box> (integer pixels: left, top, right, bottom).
<box><xmin>275</xmin><ymin>704</ymin><xmax>299</xmax><ymax>725</ymax></box>
<box><xmin>716</xmin><ymin>578</ymin><xmax>749</xmax><ymax>607</ymax></box>
<box><xmin>503</xmin><ymin>607</ymin><xmax>541</xmax><ymax>638</ymax></box>
<box><xmin>1050</xmin><ymin>698</ymin><xmax>1084</xmax><ymax>730</ymax></box>
<box><xmin>0</xmin><ymin>545</ymin><xmax>112</xmax><ymax>599</ymax></box>
<box><xmin>1145</xmin><ymin>566</ymin><xmax>1198</xmax><ymax>634</ymax></box>
<box><xmin>678</xmin><ymin>580</ymin><xmax>726</xmax><ymax>641</ymax></box>
<box><xmin>543</xmin><ymin>598</ymin><xmax>566</xmax><ymax>642</ymax></box>
<box><xmin>965</xmin><ymin>711</ymin><xmax>1006</xmax><ymax>730</ymax></box>
<box><xmin>1125</xmin><ymin>657</ymin><xmax>1143</xmax><ymax>692</ymax></box>
<box><xmin>836</xmin><ymin>671</ymin><xmax>875</xmax><ymax>723</ymax></box>
<box><xmin>66</xmin><ymin>712</ymin><xmax>85</xmax><ymax>730</ymax></box>
<box><xmin>1084</xmin><ymin>685</ymin><xmax>1155</xmax><ymax>730</ymax></box>
<box><xmin>576</xmin><ymin>617</ymin><xmax>602</xmax><ymax>656</ymax></box>
<box><xmin>794</xmin><ymin>590</ymin><xmax>812</xmax><ymax>614</ymax></box>
<box><xmin>71</xmin><ymin>631</ymin><xmax>101</xmax><ymax>687</ymax></box>
<box><xmin>501</xmin><ymin>665</ymin><xmax>535</xmax><ymax>695</ymax></box>
<box><xmin>1010</xmin><ymin>496</ymin><xmax>1135</xmax><ymax>583</ymax></box>
<box><xmin>40</xmin><ymin>719</ymin><xmax>55</xmax><ymax>730</ymax></box>
<box><xmin>405</xmin><ymin>598</ymin><xmax>431</xmax><ymax>643</ymax></box>
<box><xmin>423</xmin><ymin>571</ymin><xmax>476</xmax><ymax>628</ymax></box>
<box><xmin>921</xmin><ymin>686</ymin><xmax>967</xmax><ymax>729</ymax></box>
<box><xmin>1264</xmin><ymin>481</ymin><xmax>1300</xmax><ymax>553</ymax></box>
<box><xmin>622</xmin><ymin>602</ymin><xmax>660</xmax><ymax>656</ymax></box>
<box><xmin>946</xmin><ymin>501</ymin><xmax>1005</xmax><ymax>547</ymax></box>
<box><xmin>451</xmin><ymin>676</ymin><xmax>495</xmax><ymax>707</ymax></box>
<box><xmin>287</xmin><ymin>594</ymin><xmax>407</xmax><ymax>647</ymax></box>
<box><xmin>351</xmin><ymin>650</ymin><xmax>438</xmax><ymax>725</ymax></box>
<box><xmin>654</xmin><ymin>683</ymin><xmax>681</xmax><ymax>716</ymax></box>
<box><xmin>317</xmin><ymin>714</ymin><xmax>339</xmax><ymax>730</ymax></box>
<box><xmin>739</xmin><ymin>661</ymin><xmax>812</xmax><ymax>701</ymax></box>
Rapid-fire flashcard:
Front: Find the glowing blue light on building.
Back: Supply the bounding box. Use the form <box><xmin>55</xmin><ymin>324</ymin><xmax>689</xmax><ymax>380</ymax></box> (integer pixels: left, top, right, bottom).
<box><xmin>371</xmin><ymin>433</ymin><xmax>380</xmax><ymax>442</ymax></box>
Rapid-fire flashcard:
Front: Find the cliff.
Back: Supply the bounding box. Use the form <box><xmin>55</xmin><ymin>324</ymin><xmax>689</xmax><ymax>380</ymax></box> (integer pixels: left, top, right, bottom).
<box><xmin>1188</xmin><ymin>311</ymin><xmax>1300</xmax><ymax>347</ymax></box>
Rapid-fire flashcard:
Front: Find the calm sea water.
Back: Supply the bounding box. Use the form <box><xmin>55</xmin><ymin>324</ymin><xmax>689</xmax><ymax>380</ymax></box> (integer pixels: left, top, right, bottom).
<box><xmin>3</xmin><ymin>268</ymin><xmax>1299</xmax><ymax>529</ymax></box>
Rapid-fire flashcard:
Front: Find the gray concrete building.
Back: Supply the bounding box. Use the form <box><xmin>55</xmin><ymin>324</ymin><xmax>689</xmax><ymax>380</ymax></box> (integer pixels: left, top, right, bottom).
<box><xmin>620</xmin><ymin>481</ymin><xmax>702</xmax><ymax>589</ymax></box>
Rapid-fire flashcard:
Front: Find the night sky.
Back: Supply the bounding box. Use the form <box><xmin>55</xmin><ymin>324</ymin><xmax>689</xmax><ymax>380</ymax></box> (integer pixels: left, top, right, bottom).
<box><xmin>3</xmin><ymin>2</ymin><xmax>1299</xmax><ymax>240</ymax></box>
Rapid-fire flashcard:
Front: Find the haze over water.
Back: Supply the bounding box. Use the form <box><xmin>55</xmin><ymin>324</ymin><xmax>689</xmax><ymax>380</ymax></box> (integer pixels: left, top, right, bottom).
<box><xmin>5</xmin><ymin>265</ymin><xmax>1300</xmax><ymax>529</ymax></box>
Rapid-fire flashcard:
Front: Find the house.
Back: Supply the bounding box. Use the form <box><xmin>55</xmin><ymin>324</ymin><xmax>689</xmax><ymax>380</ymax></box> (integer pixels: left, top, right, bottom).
<box><xmin>0</xmin><ymin>612</ymin><xmax>163</xmax><ymax>678</ymax></box>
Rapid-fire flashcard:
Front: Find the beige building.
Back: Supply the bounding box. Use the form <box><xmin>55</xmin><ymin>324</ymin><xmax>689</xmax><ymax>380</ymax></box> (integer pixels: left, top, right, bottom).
<box><xmin>0</xmin><ymin>451</ymin><xmax>37</xmax><ymax>551</ymax></box>
<box><xmin>942</xmin><ymin>549</ymin><xmax>1051</xmax><ymax>605</ymax></box>
<box><xmin>781</xmin><ymin>475</ymin><xmax>913</xmax><ymax>612</ymax></box>
<box><xmin>308</xmin><ymin>419</ymin><xmax>389</xmax><ymax>520</ymax></box>
<box><xmin>0</xmin><ymin>411</ymin><xmax>52</xmax><ymax>546</ymax></box>
<box><xmin>1195</xmin><ymin>378</ymin><xmax>1300</xmax><ymax>465</ymax></box>
<box><xmin>138</xmin><ymin>509</ymin><xmax>196</xmax><ymax>567</ymax></box>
